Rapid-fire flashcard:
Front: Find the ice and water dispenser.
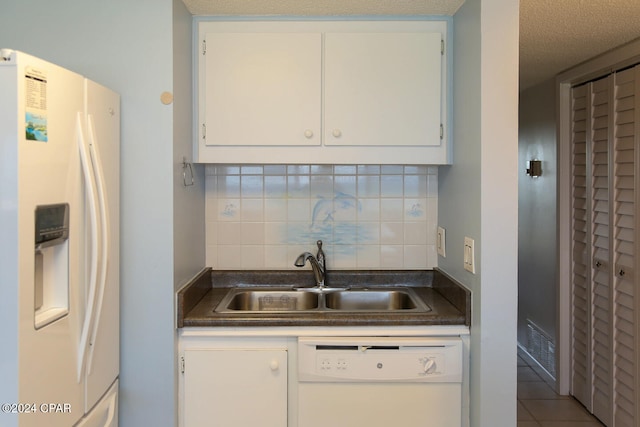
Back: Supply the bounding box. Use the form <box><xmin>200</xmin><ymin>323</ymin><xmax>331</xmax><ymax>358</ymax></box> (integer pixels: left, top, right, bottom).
<box><xmin>34</xmin><ymin>203</ymin><xmax>70</xmax><ymax>329</ymax></box>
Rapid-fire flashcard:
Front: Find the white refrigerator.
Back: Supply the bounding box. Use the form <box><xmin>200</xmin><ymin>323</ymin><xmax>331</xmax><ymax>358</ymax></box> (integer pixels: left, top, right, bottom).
<box><xmin>0</xmin><ymin>49</ymin><xmax>119</xmax><ymax>427</ymax></box>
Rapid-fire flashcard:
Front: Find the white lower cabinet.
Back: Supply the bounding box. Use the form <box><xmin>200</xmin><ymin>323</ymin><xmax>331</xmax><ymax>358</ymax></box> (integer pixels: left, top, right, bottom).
<box><xmin>179</xmin><ymin>328</ymin><xmax>469</xmax><ymax>427</ymax></box>
<box><xmin>182</xmin><ymin>347</ymin><xmax>288</xmax><ymax>427</ymax></box>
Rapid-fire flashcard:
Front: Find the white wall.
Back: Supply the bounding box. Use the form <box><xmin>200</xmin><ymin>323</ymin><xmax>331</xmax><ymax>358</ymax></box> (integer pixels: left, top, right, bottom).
<box><xmin>0</xmin><ymin>1</ymin><xmax>184</xmax><ymax>425</ymax></box>
<box><xmin>443</xmin><ymin>0</ymin><xmax>519</xmax><ymax>425</ymax></box>
<box><xmin>172</xmin><ymin>2</ymin><xmax>206</xmax><ymax>289</ymax></box>
<box><xmin>517</xmin><ymin>78</ymin><xmax>558</xmax><ymax>370</ymax></box>
<box><xmin>172</xmin><ymin>1</ymin><xmax>206</xmax><ymax>425</ymax></box>
<box><xmin>441</xmin><ymin>0</ymin><xmax>482</xmax><ymax>280</ymax></box>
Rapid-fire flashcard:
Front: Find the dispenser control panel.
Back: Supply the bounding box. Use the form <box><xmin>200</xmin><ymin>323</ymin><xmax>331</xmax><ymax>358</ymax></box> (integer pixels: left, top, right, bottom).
<box><xmin>35</xmin><ymin>203</ymin><xmax>69</xmax><ymax>247</ymax></box>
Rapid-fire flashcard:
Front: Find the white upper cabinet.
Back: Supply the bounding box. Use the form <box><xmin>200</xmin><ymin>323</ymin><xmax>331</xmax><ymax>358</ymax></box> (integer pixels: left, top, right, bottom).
<box><xmin>203</xmin><ymin>32</ymin><xmax>322</xmax><ymax>146</ymax></box>
<box><xmin>324</xmin><ymin>32</ymin><xmax>442</xmax><ymax>147</ymax></box>
<box><xmin>195</xmin><ymin>21</ymin><xmax>450</xmax><ymax>164</ymax></box>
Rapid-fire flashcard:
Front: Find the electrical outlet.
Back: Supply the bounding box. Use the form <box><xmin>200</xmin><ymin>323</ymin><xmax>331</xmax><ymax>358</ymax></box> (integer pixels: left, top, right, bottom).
<box><xmin>463</xmin><ymin>237</ymin><xmax>475</xmax><ymax>274</ymax></box>
<box><xmin>437</xmin><ymin>226</ymin><xmax>446</xmax><ymax>257</ymax></box>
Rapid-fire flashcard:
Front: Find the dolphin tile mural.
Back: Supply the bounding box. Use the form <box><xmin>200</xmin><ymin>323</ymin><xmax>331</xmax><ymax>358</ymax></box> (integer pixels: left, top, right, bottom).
<box><xmin>205</xmin><ymin>164</ymin><xmax>438</xmax><ymax>270</ymax></box>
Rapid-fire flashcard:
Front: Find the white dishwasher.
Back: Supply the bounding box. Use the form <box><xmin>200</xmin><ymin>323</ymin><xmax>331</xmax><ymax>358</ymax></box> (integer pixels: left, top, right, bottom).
<box><xmin>297</xmin><ymin>336</ymin><xmax>463</xmax><ymax>427</ymax></box>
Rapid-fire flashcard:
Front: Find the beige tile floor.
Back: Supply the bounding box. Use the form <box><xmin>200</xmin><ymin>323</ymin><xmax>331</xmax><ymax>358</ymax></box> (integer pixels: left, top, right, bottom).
<box><xmin>517</xmin><ymin>350</ymin><xmax>605</xmax><ymax>427</ymax></box>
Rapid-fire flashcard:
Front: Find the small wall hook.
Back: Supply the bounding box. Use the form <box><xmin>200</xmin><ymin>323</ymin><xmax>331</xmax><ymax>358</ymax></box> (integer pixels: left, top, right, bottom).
<box><xmin>182</xmin><ymin>156</ymin><xmax>194</xmax><ymax>187</ymax></box>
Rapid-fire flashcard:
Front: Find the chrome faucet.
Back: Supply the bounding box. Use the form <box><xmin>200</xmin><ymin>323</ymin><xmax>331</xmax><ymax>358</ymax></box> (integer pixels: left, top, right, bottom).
<box><xmin>295</xmin><ymin>252</ymin><xmax>325</xmax><ymax>288</ymax></box>
<box><xmin>295</xmin><ymin>240</ymin><xmax>326</xmax><ymax>289</ymax></box>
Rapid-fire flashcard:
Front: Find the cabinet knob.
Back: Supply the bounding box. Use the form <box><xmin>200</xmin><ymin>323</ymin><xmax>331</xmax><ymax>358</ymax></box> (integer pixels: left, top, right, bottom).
<box><xmin>304</xmin><ymin>129</ymin><xmax>314</xmax><ymax>139</ymax></box>
<box><xmin>619</xmin><ymin>269</ymin><xmax>626</xmax><ymax>277</ymax></box>
<box><xmin>270</xmin><ymin>360</ymin><xmax>279</xmax><ymax>371</ymax></box>
<box><xmin>332</xmin><ymin>129</ymin><xmax>342</xmax><ymax>138</ymax></box>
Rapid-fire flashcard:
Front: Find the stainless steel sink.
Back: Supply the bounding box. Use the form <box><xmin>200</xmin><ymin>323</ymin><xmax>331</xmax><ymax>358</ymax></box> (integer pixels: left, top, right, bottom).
<box><xmin>214</xmin><ymin>287</ymin><xmax>430</xmax><ymax>313</ymax></box>
<box><xmin>218</xmin><ymin>289</ymin><xmax>319</xmax><ymax>312</ymax></box>
<box><xmin>325</xmin><ymin>290</ymin><xmax>421</xmax><ymax>310</ymax></box>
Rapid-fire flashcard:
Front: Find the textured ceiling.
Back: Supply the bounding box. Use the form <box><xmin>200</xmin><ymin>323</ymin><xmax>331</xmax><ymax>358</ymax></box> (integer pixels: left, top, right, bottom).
<box><xmin>520</xmin><ymin>0</ymin><xmax>640</xmax><ymax>90</ymax></box>
<box><xmin>182</xmin><ymin>0</ymin><xmax>465</xmax><ymax>16</ymax></box>
<box><xmin>182</xmin><ymin>0</ymin><xmax>640</xmax><ymax>91</ymax></box>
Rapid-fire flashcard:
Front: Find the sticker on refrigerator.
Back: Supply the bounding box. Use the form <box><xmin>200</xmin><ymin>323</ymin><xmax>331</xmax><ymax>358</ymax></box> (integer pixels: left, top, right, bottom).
<box><xmin>24</xmin><ymin>66</ymin><xmax>48</xmax><ymax>142</ymax></box>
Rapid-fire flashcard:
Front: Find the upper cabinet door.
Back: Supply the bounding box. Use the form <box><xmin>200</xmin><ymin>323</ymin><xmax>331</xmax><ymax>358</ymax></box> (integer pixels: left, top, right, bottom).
<box><xmin>203</xmin><ymin>32</ymin><xmax>322</xmax><ymax>146</ymax></box>
<box><xmin>324</xmin><ymin>32</ymin><xmax>442</xmax><ymax>147</ymax></box>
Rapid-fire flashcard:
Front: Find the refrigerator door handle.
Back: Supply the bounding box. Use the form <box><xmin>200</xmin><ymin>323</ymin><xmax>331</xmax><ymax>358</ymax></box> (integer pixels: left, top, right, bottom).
<box><xmin>103</xmin><ymin>390</ymin><xmax>118</xmax><ymax>427</ymax></box>
<box><xmin>77</xmin><ymin>112</ymin><xmax>101</xmax><ymax>383</ymax></box>
<box><xmin>86</xmin><ymin>113</ymin><xmax>110</xmax><ymax>375</ymax></box>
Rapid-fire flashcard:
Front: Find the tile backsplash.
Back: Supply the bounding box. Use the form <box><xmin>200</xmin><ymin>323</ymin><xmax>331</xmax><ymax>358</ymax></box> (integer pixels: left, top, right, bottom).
<box><xmin>205</xmin><ymin>164</ymin><xmax>438</xmax><ymax>270</ymax></box>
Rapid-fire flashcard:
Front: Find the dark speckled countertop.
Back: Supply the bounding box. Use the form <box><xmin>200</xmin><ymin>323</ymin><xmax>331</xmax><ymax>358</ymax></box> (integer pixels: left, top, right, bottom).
<box><xmin>177</xmin><ymin>268</ymin><xmax>470</xmax><ymax>328</ymax></box>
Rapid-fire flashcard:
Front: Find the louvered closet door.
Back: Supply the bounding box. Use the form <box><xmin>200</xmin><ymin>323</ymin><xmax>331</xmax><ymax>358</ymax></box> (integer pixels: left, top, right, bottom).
<box><xmin>612</xmin><ymin>65</ymin><xmax>639</xmax><ymax>427</ymax></box>
<box><xmin>570</xmin><ymin>76</ymin><xmax>613</xmax><ymax>426</ymax></box>
<box><xmin>570</xmin><ymin>82</ymin><xmax>591</xmax><ymax>409</ymax></box>
<box><xmin>591</xmin><ymin>76</ymin><xmax>613</xmax><ymax>425</ymax></box>
<box><xmin>569</xmin><ymin>66</ymin><xmax>640</xmax><ymax>427</ymax></box>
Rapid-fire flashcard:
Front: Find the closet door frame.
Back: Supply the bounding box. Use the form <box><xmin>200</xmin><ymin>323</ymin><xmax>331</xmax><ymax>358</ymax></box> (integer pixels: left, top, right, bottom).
<box><xmin>558</xmin><ymin>39</ymin><xmax>640</xmax><ymax>398</ymax></box>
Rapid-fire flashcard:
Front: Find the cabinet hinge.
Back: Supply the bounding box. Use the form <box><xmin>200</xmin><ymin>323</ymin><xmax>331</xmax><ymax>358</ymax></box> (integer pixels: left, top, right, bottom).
<box><xmin>180</xmin><ymin>355</ymin><xmax>185</xmax><ymax>374</ymax></box>
<box><xmin>202</xmin><ymin>40</ymin><xmax>206</xmax><ymax>55</ymax></box>
<box><xmin>441</xmin><ymin>39</ymin><xmax>445</xmax><ymax>55</ymax></box>
<box><xmin>202</xmin><ymin>123</ymin><xmax>206</xmax><ymax>140</ymax></box>
<box><xmin>440</xmin><ymin>124</ymin><xmax>444</xmax><ymax>139</ymax></box>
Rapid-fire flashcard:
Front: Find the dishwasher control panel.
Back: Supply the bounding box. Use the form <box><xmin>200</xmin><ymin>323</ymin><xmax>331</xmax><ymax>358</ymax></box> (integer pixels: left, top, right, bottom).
<box><xmin>298</xmin><ymin>336</ymin><xmax>462</xmax><ymax>383</ymax></box>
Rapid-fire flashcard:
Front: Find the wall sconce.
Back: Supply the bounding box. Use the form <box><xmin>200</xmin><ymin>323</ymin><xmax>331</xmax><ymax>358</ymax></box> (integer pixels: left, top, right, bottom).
<box><xmin>526</xmin><ymin>160</ymin><xmax>542</xmax><ymax>178</ymax></box>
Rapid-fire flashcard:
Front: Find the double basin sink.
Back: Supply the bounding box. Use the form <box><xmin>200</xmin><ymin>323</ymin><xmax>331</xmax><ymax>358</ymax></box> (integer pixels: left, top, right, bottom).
<box><xmin>214</xmin><ymin>287</ymin><xmax>432</xmax><ymax>313</ymax></box>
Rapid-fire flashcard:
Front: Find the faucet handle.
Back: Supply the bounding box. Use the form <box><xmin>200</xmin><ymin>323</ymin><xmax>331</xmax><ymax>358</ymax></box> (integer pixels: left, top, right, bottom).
<box><xmin>316</xmin><ymin>240</ymin><xmax>325</xmax><ymax>270</ymax></box>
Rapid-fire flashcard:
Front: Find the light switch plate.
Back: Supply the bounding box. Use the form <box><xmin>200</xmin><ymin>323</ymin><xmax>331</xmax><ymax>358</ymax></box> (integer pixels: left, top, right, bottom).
<box><xmin>463</xmin><ymin>236</ymin><xmax>475</xmax><ymax>274</ymax></box>
<box><xmin>437</xmin><ymin>226</ymin><xmax>446</xmax><ymax>257</ymax></box>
